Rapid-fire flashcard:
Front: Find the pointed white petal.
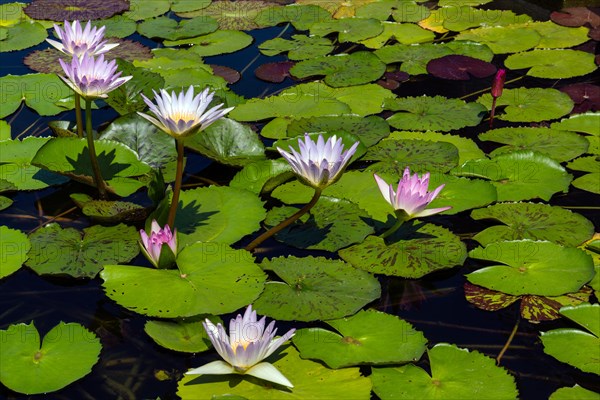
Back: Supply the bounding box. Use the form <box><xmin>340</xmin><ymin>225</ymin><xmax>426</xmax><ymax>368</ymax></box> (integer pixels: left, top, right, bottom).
<box><xmin>245</xmin><ymin>362</ymin><xmax>293</xmax><ymax>388</ymax></box>
<box><xmin>186</xmin><ymin>360</ymin><xmax>234</xmax><ymax>376</ymax></box>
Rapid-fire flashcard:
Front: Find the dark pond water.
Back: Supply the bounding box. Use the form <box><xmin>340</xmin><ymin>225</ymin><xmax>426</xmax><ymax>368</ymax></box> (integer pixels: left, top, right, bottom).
<box><xmin>1</xmin><ymin>0</ymin><xmax>599</xmax><ymax>399</ymax></box>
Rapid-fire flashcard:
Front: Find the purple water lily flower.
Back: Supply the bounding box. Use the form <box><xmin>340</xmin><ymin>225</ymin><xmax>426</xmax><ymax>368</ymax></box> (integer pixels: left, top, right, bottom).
<box><xmin>139</xmin><ymin>220</ymin><xmax>178</xmax><ymax>268</ymax></box>
<box><xmin>374</xmin><ymin>167</ymin><xmax>451</xmax><ymax>219</ymax></box>
<box><xmin>47</xmin><ymin>20</ymin><xmax>118</xmax><ymax>58</ymax></box>
<box><xmin>186</xmin><ymin>305</ymin><xmax>296</xmax><ymax>388</ymax></box>
<box><xmin>277</xmin><ymin>134</ymin><xmax>359</xmax><ymax>189</ymax></box>
<box><xmin>137</xmin><ymin>86</ymin><xmax>234</xmax><ymax>138</ymax></box>
<box><xmin>58</xmin><ymin>53</ymin><xmax>131</xmax><ymax>100</ymax></box>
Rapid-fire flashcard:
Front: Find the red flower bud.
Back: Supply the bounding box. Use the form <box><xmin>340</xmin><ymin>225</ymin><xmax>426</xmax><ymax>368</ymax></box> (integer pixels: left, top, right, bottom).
<box><xmin>491</xmin><ymin>69</ymin><xmax>506</xmax><ymax>98</ymax></box>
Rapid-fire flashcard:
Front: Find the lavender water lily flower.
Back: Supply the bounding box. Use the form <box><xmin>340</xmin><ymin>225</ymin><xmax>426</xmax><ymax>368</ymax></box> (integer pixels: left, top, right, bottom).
<box><xmin>374</xmin><ymin>167</ymin><xmax>451</xmax><ymax>220</ymax></box>
<box><xmin>59</xmin><ymin>53</ymin><xmax>132</xmax><ymax>100</ymax></box>
<box><xmin>186</xmin><ymin>305</ymin><xmax>295</xmax><ymax>388</ymax></box>
<box><xmin>277</xmin><ymin>134</ymin><xmax>359</xmax><ymax>189</ymax></box>
<box><xmin>138</xmin><ymin>86</ymin><xmax>234</xmax><ymax>138</ymax></box>
<box><xmin>47</xmin><ymin>20</ymin><xmax>118</xmax><ymax>58</ymax></box>
<box><xmin>139</xmin><ymin>220</ymin><xmax>178</xmax><ymax>268</ymax></box>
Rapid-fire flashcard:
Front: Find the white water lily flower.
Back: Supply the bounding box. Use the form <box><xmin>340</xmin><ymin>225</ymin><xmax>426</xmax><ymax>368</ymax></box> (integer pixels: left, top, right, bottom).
<box><xmin>58</xmin><ymin>53</ymin><xmax>132</xmax><ymax>100</ymax></box>
<box><xmin>47</xmin><ymin>20</ymin><xmax>118</xmax><ymax>58</ymax></box>
<box><xmin>186</xmin><ymin>305</ymin><xmax>295</xmax><ymax>388</ymax></box>
<box><xmin>137</xmin><ymin>86</ymin><xmax>234</xmax><ymax>138</ymax></box>
<box><xmin>374</xmin><ymin>167</ymin><xmax>451</xmax><ymax>219</ymax></box>
<box><xmin>277</xmin><ymin>134</ymin><xmax>359</xmax><ymax>189</ymax></box>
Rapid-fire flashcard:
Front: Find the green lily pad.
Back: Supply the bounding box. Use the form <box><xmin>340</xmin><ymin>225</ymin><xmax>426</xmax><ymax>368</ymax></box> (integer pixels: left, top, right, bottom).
<box><xmin>171</xmin><ymin>0</ymin><xmax>211</xmax><ymax>13</ymax></box>
<box><xmin>310</xmin><ymin>17</ymin><xmax>383</xmax><ymax>42</ymax></box>
<box><xmin>91</xmin><ymin>15</ymin><xmax>136</xmax><ymax>38</ymax></box>
<box><xmin>0</xmin><ymin>20</ymin><xmax>47</xmax><ymax>52</ymax></box>
<box><xmin>100</xmin><ymin>113</ymin><xmax>176</xmax><ymax>170</ymax></box>
<box><xmin>177</xmin><ymin>345</ymin><xmax>372</xmax><ymax>399</ymax></box>
<box><xmin>25</xmin><ymin>223</ymin><xmax>139</xmax><ymax>278</ymax></box>
<box><xmin>0</xmin><ymin>137</ymin><xmax>68</xmax><ymax>190</ymax></box>
<box><xmin>456</xmin><ymin>25</ymin><xmax>540</xmax><ymax>54</ymax></box>
<box><xmin>339</xmin><ymin>223</ymin><xmax>467</xmax><ymax>278</ymax></box>
<box><xmin>79</xmin><ymin>200</ymin><xmax>147</xmax><ymax>223</ymax></box>
<box><xmin>124</xmin><ymin>0</ymin><xmax>169</xmax><ymax>20</ymax></box>
<box><xmin>255</xmin><ymin>4</ymin><xmax>332</xmax><ymax>30</ymax></box>
<box><xmin>290</xmin><ymin>51</ymin><xmax>386</xmax><ymax>88</ymax></box>
<box><xmin>165</xmin><ymin>30</ymin><xmax>253</xmax><ymax>57</ymax></box>
<box><xmin>174</xmin><ymin>186</ymin><xmax>265</xmax><ymax>247</ymax></box>
<box><xmin>426</xmin><ymin>173</ymin><xmax>497</xmax><ymax>215</ymax></box>
<box><xmin>375</xmin><ymin>43</ymin><xmax>454</xmax><ymax>75</ymax></box>
<box><xmin>505</xmin><ymin>49</ymin><xmax>597</xmax><ymax>79</ymax></box>
<box><xmin>259</xmin><ymin>35</ymin><xmax>334</xmax><ymax>60</ymax></box>
<box><xmin>385</xmin><ymin>96</ymin><xmax>486</xmax><ymax>131</ymax></box>
<box><xmin>253</xmin><ymin>256</ymin><xmax>381</xmax><ymax>322</ymax></box>
<box><xmin>453</xmin><ymin>151</ymin><xmax>573</xmax><ymax>201</ymax></box>
<box><xmin>389</xmin><ymin>130</ymin><xmax>484</xmax><ymax>164</ymax></box>
<box><xmin>323</xmin><ymin>83</ymin><xmax>396</xmax><ymax>116</ymax></box>
<box><xmin>31</xmin><ymin>137</ymin><xmax>152</xmax><ymax>197</ymax></box>
<box><xmin>264</xmin><ymin>197</ymin><xmax>375</xmax><ymax>252</ymax></box>
<box><xmin>102</xmin><ymin>242</ymin><xmax>265</xmax><ymax>318</ymax></box>
<box><xmin>550</xmin><ymin>385</ymin><xmax>600</xmax><ymax>400</ymax></box>
<box><xmin>0</xmin><ymin>322</ymin><xmax>101</xmax><ymax>395</ymax></box>
<box><xmin>0</xmin><ymin>226</ymin><xmax>30</xmax><ymax>279</ymax></box>
<box><xmin>176</xmin><ymin>0</ymin><xmax>272</xmax><ymax>30</ymax></box>
<box><xmin>230</xmin><ymin>160</ymin><xmax>293</xmax><ymax>195</ymax></box>
<box><xmin>363</xmin><ymin>138</ymin><xmax>459</xmax><ymax>174</ymax></box>
<box><xmin>479</xmin><ymin>127</ymin><xmax>589</xmax><ymax>162</ymax></box>
<box><xmin>471</xmin><ymin>202</ymin><xmax>595</xmax><ymax>247</ymax></box>
<box><xmin>467</xmin><ymin>240</ymin><xmax>595</xmax><ymax>296</ymax></box>
<box><xmin>356</xmin><ymin>0</ymin><xmax>430</xmax><ymax>23</ymax></box>
<box><xmin>551</xmin><ymin>112</ymin><xmax>600</xmax><ymax>154</ymax></box>
<box><xmin>0</xmin><ymin>74</ymin><xmax>72</xmax><ymax>118</ymax></box>
<box><xmin>0</xmin><ymin>120</ymin><xmax>10</xmax><ymax>140</ymax></box>
<box><xmin>138</xmin><ymin>15</ymin><xmax>218</xmax><ymax>40</ymax></box>
<box><xmin>144</xmin><ymin>316</ymin><xmax>222</xmax><ymax>353</ymax></box>
<box><xmin>371</xmin><ymin>343</ymin><xmax>518</xmax><ymax>400</ymax></box>
<box><xmin>0</xmin><ymin>196</ymin><xmax>12</xmax><ymax>211</ymax></box>
<box><xmin>184</xmin><ymin>118</ymin><xmax>266</xmax><ymax>167</ymax></box>
<box><xmin>360</xmin><ymin>21</ymin><xmax>435</xmax><ymax>49</ymax></box>
<box><xmin>293</xmin><ymin>309</ymin><xmax>426</xmax><ymax>368</ymax></box>
<box><xmin>478</xmin><ymin>87</ymin><xmax>574</xmax><ymax>122</ymax></box>
<box><xmin>568</xmin><ymin>156</ymin><xmax>600</xmax><ymax>194</ymax></box>
<box><xmin>541</xmin><ymin>303</ymin><xmax>600</xmax><ymax>375</ymax></box>
<box><xmin>440</xmin><ymin>7</ymin><xmax>531</xmax><ymax>32</ymax></box>
<box><xmin>526</xmin><ymin>21</ymin><xmax>591</xmax><ymax>48</ymax></box>
<box><xmin>134</xmin><ymin>48</ymin><xmax>211</xmax><ymax>72</ymax></box>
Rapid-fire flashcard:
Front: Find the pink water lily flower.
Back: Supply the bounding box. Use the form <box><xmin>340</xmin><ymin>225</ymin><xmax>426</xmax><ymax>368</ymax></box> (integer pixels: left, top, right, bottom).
<box><xmin>139</xmin><ymin>220</ymin><xmax>178</xmax><ymax>268</ymax></box>
<box><xmin>277</xmin><ymin>134</ymin><xmax>359</xmax><ymax>189</ymax></box>
<box><xmin>186</xmin><ymin>305</ymin><xmax>296</xmax><ymax>388</ymax></box>
<box><xmin>47</xmin><ymin>20</ymin><xmax>118</xmax><ymax>58</ymax></box>
<box><xmin>138</xmin><ymin>86</ymin><xmax>234</xmax><ymax>138</ymax></box>
<box><xmin>374</xmin><ymin>167</ymin><xmax>451</xmax><ymax>219</ymax></box>
<box><xmin>58</xmin><ymin>53</ymin><xmax>131</xmax><ymax>100</ymax></box>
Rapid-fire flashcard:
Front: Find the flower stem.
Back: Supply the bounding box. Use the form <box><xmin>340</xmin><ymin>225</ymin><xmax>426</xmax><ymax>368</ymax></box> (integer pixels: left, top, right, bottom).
<box><xmin>381</xmin><ymin>217</ymin><xmax>405</xmax><ymax>239</ymax></box>
<box><xmin>74</xmin><ymin>93</ymin><xmax>83</xmax><ymax>138</ymax></box>
<box><xmin>245</xmin><ymin>188</ymin><xmax>322</xmax><ymax>252</ymax></box>
<box><xmin>167</xmin><ymin>138</ymin><xmax>185</xmax><ymax>228</ymax></box>
<box><xmin>85</xmin><ymin>99</ymin><xmax>107</xmax><ymax>199</ymax></box>
<box><xmin>489</xmin><ymin>97</ymin><xmax>498</xmax><ymax>128</ymax></box>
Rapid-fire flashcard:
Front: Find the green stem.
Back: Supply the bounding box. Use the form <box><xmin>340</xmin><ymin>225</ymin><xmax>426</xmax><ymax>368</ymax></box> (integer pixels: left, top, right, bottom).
<box><xmin>74</xmin><ymin>93</ymin><xmax>83</xmax><ymax>138</ymax></box>
<box><xmin>85</xmin><ymin>99</ymin><xmax>107</xmax><ymax>199</ymax></box>
<box><xmin>245</xmin><ymin>188</ymin><xmax>322</xmax><ymax>252</ymax></box>
<box><xmin>496</xmin><ymin>317</ymin><xmax>520</xmax><ymax>365</ymax></box>
<box><xmin>167</xmin><ymin>138</ymin><xmax>185</xmax><ymax>228</ymax></box>
<box><xmin>381</xmin><ymin>216</ymin><xmax>405</xmax><ymax>239</ymax></box>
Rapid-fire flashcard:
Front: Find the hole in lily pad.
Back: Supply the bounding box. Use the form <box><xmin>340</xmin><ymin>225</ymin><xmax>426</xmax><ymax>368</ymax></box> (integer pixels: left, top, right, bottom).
<box><xmin>24</xmin><ymin>0</ymin><xmax>129</xmax><ymax>21</ymax></box>
<box><xmin>255</xmin><ymin>61</ymin><xmax>295</xmax><ymax>83</ymax></box>
<box><xmin>427</xmin><ymin>55</ymin><xmax>496</xmax><ymax>80</ymax></box>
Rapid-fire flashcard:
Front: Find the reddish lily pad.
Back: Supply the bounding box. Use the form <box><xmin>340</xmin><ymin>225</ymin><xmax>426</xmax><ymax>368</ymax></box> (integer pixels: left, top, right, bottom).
<box><xmin>209</xmin><ymin>65</ymin><xmax>241</xmax><ymax>84</ymax></box>
<box><xmin>560</xmin><ymin>83</ymin><xmax>600</xmax><ymax>113</ymax></box>
<box><xmin>551</xmin><ymin>7</ymin><xmax>600</xmax><ymax>28</ymax></box>
<box><xmin>427</xmin><ymin>55</ymin><xmax>496</xmax><ymax>80</ymax></box>
<box><xmin>24</xmin><ymin>0</ymin><xmax>129</xmax><ymax>21</ymax></box>
<box><xmin>255</xmin><ymin>61</ymin><xmax>295</xmax><ymax>83</ymax></box>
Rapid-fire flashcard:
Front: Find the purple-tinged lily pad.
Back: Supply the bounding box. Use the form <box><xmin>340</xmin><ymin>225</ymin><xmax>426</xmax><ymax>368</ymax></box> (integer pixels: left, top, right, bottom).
<box><xmin>377</xmin><ymin>70</ymin><xmax>410</xmax><ymax>90</ymax></box>
<box><xmin>427</xmin><ymin>55</ymin><xmax>496</xmax><ymax>80</ymax></box>
<box><xmin>551</xmin><ymin>7</ymin><xmax>600</xmax><ymax>28</ymax></box>
<box><xmin>560</xmin><ymin>83</ymin><xmax>600</xmax><ymax>113</ymax></box>
<box><xmin>255</xmin><ymin>61</ymin><xmax>295</xmax><ymax>83</ymax></box>
<box><xmin>24</xmin><ymin>0</ymin><xmax>129</xmax><ymax>21</ymax></box>
<box><xmin>209</xmin><ymin>65</ymin><xmax>241</xmax><ymax>84</ymax></box>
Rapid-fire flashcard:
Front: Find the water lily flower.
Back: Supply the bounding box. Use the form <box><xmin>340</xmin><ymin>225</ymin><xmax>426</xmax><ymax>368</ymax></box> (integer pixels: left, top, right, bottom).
<box><xmin>58</xmin><ymin>53</ymin><xmax>132</xmax><ymax>100</ymax></box>
<box><xmin>374</xmin><ymin>167</ymin><xmax>451</xmax><ymax>220</ymax></box>
<box><xmin>277</xmin><ymin>134</ymin><xmax>359</xmax><ymax>189</ymax></box>
<box><xmin>139</xmin><ymin>220</ymin><xmax>178</xmax><ymax>268</ymax></box>
<box><xmin>47</xmin><ymin>20</ymin><xmax>118</xmax><ymax>58</ymax></box>
<box><xmin>186</xmin><ymin>305</ymin><xmax>295</xmax><ymax>388</ymax></box>
<box><xmin>137</xmin><ymin>86</ymin><xmax>234</xmax><ymax>138</ymax></box>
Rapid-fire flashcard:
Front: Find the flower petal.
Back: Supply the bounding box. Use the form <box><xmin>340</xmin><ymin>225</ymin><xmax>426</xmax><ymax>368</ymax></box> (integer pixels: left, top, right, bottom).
<box><xmin>245</xmin><ymin>362</ymin><xmax>294</xmax><ymax>388</ymax></box>
<box><xmin>185</xmin><ymin>360</ymin><xmax>235</xmax><ymax>376</ymax></box>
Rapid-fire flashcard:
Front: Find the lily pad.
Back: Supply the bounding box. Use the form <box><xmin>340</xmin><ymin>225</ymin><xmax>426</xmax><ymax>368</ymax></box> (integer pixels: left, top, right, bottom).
<box><xmin>541</xmin><ymin>303</ymin><xmax>600</xmax><ymax>375</ymax></box>
<box><xmin>0</xmin><ymin>21</ymin><xmax>47</xmax><ymax>52</ymax></box>
<box><xmin>80</xmin><ymin>199</ymin><xmax>147</xmax><ymax>223</ymax></box>
<box><xmin>254</xmin><ymin>61</ymin><xmax>295</xmax><ymax>83</ymax></box>
<box><xmin>360</xmin><ymin>21</ymin><xmax>435</xmax><ymax>49</ymax></box>
<box><xmin>551</xmin><ymin>112</ymin><xmax>600</xmax><ymax>154</ymax></box>
<box><xmin>471</xmin><ymin>202</ymin><xmax>595</xmax><ymax>247</ymax></box>
<box><xmin>467</xmin><ymin>240</ymin><xmax>595</xmax><ymax>296</ymax></box>
<box><xmin>454</xmin><ymin>151</ymin><xmax>573</xmax><ymax>201</ymax></box>
<box><xmin>456</xmin><ymin>25</ymin><xmax>540</xmax><ymax>54</ymax></box>
<box><xmin>259</xmin><ymin>35</ymin><xmax>334</xmax><ymax>60</ymax></box>
<box><xmin>255</xmin><ymin>4</ymin><xmax>333</xmax><ymax>30</ymax></box>
<box><xmin>91</xmin><ymin>15</ymin><xmax>136</xmax><ymax>38</ymax></box>
<box><xmin>0</xmin><ymin>74</ymin><xmax>72</xmax><ymax>118</ymax></box>
<box><xmin>176</xmin><ymin>1</ymin><xmax>272</xmax><ymax>30</ymax></box>
<box><xmin>560</xmin><ymin>83</ymin><xmax>600</xmax><ymax>114</ymax></box>
<box><xmin>290</xmin><ymin>52</ymin><xmax>386</xmax><ymax>88</ymax></box>
<box><xmin>101</xmin><ymin>242</ymin><xmax>266</xmax><ymax>318</ymax></box>
<box><xmin>568</xmin><ymin>156</ymin><xmax>600</xmax><ymax>194</ymax></box>
<box><xmin>549</xmin><ymin>385</ymin><xmax>600</xmax><ymax>400</ymax></box>
<box><xmin>479</xmin><ymin>127</ymin><xmax>589</xmax><ymax>162</ymax></box>
<box><xmin>525</xmin><ymin>20</ymin><xmax>591</xmax><ymax>48</ymax></box>
<box><xmin>254</xmin><ymin>256</ymin><xmax>380</xmax><ymax>322</ymax></box>
<box><xmin>339</xmin><ymin>223</ymin><xmax>467</xmax><ymax>278</ymax></box>
<box><xmin>25</xmin><ymin>223</ymin><xmax>139</xmax><ymax>278</ymax></box>
<box><xmin>389</xmin><ymin>130</ymin><xmax>485</xmax><ymax>164</ymax></box>
<box><xmin>310</xmin><ymin>17</ymin><xmax>383</xmax><ymax>42</ymax></box>
<box><xmin>375</xmin><ymin>43</ymin><xmax>453</xmax><ymax>75</ymax></box>
<box><xmin>165</xmin><ymin>30</ymin><xmax>253</xmax><ymax>57</ymax></box>
<box><xmin>0</xmin><ymin>196</ymin><xmax>12</xmax><ymax>211</ymax></box>
<box><xmin>385</xmin><ymin>96</ymin><xmax>486</xmax><ymax>132</ymax></box>
<box><xmin>177</xmin><ymin>346</ymin><xmax>372</xmax><ymax>399</ymax></box>
<box><xmin>441</xmin><ymin>6</ymin><xmax>531</xmax><ymax>32</ymax></box>
<box><xmin>551</xmin><ymin>7</ymin><xmax>600</xmax><ymax>28</ymax></box>
<box><xmin>24</xmin><ymin>0</ymin><xmax>129</xmax><ymax>20</ymax></box>
<box><xmin>0</xmin><ymin>226</ymin><xmax>30</xmax><ymax>279</ymax></box>
<box><xmin>371</xmin><ymin>343</ymin><xmax>518</xmax><ymax>400</ymax></box>
<box><xmin>230</xmin><ymin>159</ymin><xmax>293</xmax><ymax>195</ymax></box>
<box><xmin>137</xmin><ymin>15</ymin><xmax>218</xmax><ymax>41</ymax></box>
<box><xmin>293</xmin><ymin>309</ymin><xmax>427</xmax><ymax>368</ymax></box>
<box><xmin>505</xmin><ymin>49</ymin><xmax>597</xmax><ymax>79</ymax></box>
<box><xmin>0</xmin><ymin>322</ymin><xmax>101</xmax><ymax>395</ymax></box>
<box><xmin>355</xmin><ymin>0</ymin><xmax>430</xmax><ymax>23</ymax></box>
<box><xmin>144</xmin><ymin>316</ymin><xmax>222</xmax><ymax>353</ymax></box>
<box><xmin>0</xmin><ymin>120</ymin><xmax>10</xmax><ymax>140</ymax></box>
